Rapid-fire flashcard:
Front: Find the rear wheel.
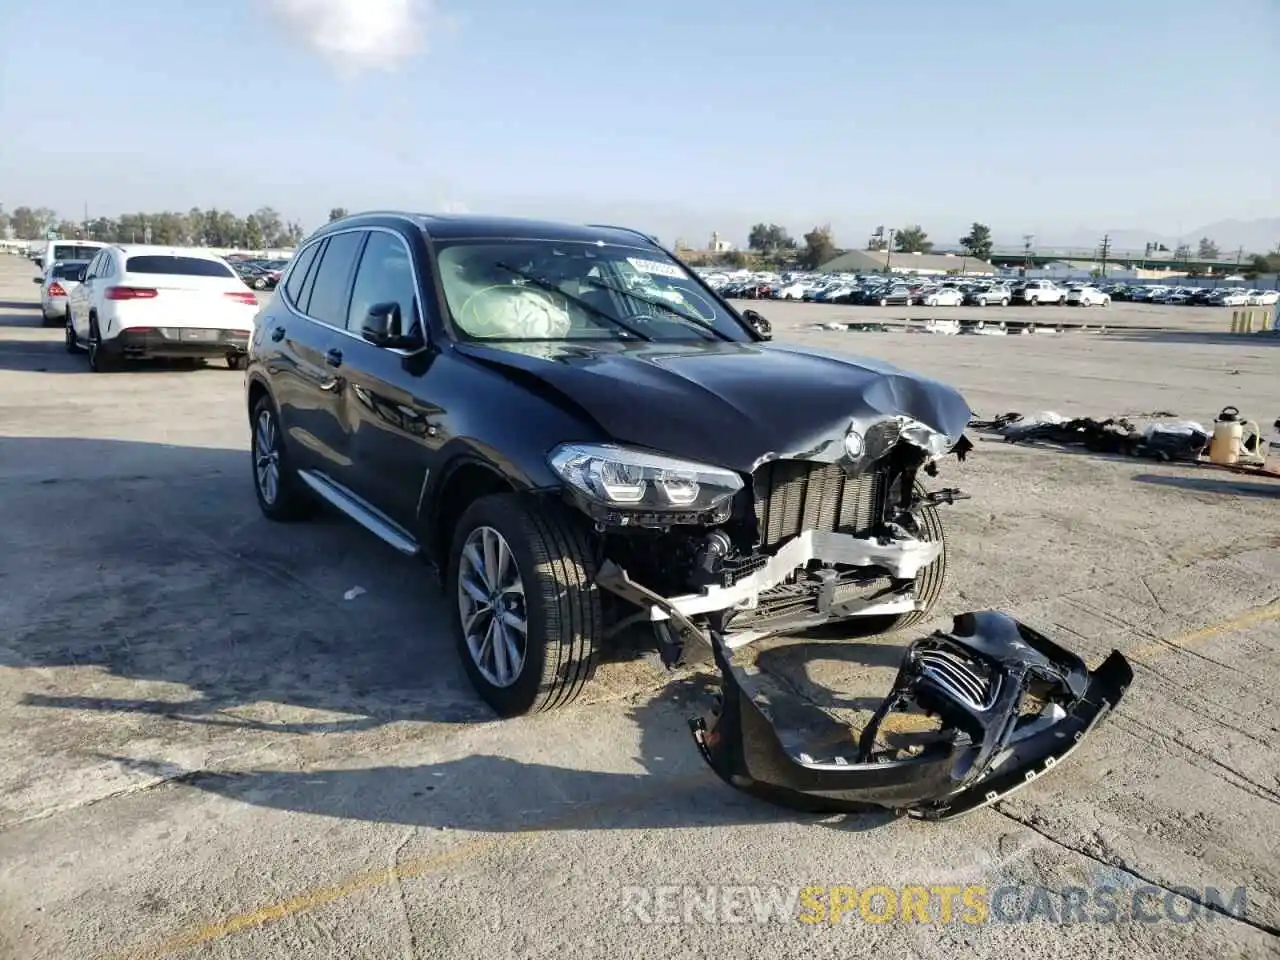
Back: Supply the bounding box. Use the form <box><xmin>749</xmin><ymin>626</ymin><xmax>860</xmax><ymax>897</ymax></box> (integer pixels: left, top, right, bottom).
<box><xmin>448</xmin><ymin>493</ymin><xmax>601</xmax><ymax>717</ymax></box>
<box><xmin>251</xmin><ymin>395</ymin><xmax>316</xmax><ymax>522</ymax></box>
<box><xmin>87</xmin><ymin>319</ymin><xmax>116</xmax><ymax>372</ymax></box>
<box><xmin>227</xmin><ymin>354</ymin><xmax>247</xmax><ymax>371</ymax></box>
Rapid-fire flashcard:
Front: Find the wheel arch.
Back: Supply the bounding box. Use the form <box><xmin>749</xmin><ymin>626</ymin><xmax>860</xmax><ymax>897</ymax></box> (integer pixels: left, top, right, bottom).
<box><xmin>425</xmin><ymin>456</ymin><xmax>522</xmax><ymax>567</ymax></box>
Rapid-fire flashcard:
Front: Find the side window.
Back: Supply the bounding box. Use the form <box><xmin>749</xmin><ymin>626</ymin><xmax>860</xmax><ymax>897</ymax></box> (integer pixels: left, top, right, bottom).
<box><xmin>345</xmin><ymin>232</ymin><xmax>419</xmax><ymax>335</ymax></box>
<box><xmin>84</xmin><ymin>253</ymin><xmax>103</xmax><ymax>279</ymax></box>
<box><xmin>100</xmin><ymin>254</ymin><xmax>115</xmax><ymax>279</ymax></box>
<box><xmin>304</xmin><ymin>232</ymin><xmax>365</xmax><ymax>327</ymax></box>
<box><xmin>283</xmin><ymin>241</ymin><xmax>320</xmax><ymax>307</ymax></box>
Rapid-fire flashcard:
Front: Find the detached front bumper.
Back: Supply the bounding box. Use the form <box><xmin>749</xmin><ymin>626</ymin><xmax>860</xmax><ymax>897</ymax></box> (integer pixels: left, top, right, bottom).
<box><xmin>689</xmin><ymin>610</ymin><xmax>1132</xmax><ymax>820</ymax></box>
<box><xmin>107</xmin><ymin>327</ymin><xmax>250</xmax><ymax>360</ymax></box>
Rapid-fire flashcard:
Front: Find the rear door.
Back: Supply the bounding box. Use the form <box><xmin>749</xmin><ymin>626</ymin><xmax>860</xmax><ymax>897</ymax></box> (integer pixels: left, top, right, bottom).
<box><xmin>331</xmin><ymin>228</ymin><xmax>444</xmax><ymax>527</ymax></box>
<box><xmin>271</xmin><ymin>230</ymin><xmax>366</xmax><ymax>477</ymax></box>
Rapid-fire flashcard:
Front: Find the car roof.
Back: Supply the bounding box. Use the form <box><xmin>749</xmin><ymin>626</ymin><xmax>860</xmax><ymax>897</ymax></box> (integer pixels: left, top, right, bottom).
<box><xmin>317</xmin><ymin>211</ymin><xmax>661</xmax><ymax>248</ymax></box>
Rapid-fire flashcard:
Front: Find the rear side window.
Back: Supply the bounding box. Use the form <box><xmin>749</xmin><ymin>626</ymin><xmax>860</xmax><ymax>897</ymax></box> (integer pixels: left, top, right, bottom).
<box><xmin>53</xmin><ymin>244</ymin><xmax>103</xmax><ymax>262</ymax></box>
<box><xmin>51</xmin><ymin>262</ymin><xmax>88</xmax><ymax>280</ymax></box>
<box><xmin>125</xmin><ymin>256</ymin><xmax>234</xmax><ymax>277</ymax></box>
<box><xmin>283</xmin><ymin>242</ymin><xmax>321</xmax><ymax>306</ymax></box>
<box><xmin>304</xmin><ymin>232</ymin><xmax>365</xmax><ymax>327</ymax></box>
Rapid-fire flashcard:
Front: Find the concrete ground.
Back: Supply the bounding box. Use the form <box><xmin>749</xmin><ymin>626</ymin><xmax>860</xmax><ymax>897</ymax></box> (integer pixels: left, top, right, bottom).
<box><xmin>1</xmin><ymin>253</ymin><xmax>1277</xmax><ymax>959</ymax></box>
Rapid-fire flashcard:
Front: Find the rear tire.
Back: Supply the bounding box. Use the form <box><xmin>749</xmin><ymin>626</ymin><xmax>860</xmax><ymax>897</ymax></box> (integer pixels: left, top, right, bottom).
<box><xmin>227</xmin><ymin>354</ymin><xmax>247</xmax><ymax>371</ymax></box>
<box><xmin>447</xmin><ymin>493</ymin><xmax>601</xmax><ymax>717</ymax></box>
<box><xmin>251</xmin><ymin>395</ymin><xmax>316</xmax><ymax>522</ymax></box>
<box><xmin>87</xmin><ymin>319</ymin><xmax>116</xmax><ymax>372</ymax></box>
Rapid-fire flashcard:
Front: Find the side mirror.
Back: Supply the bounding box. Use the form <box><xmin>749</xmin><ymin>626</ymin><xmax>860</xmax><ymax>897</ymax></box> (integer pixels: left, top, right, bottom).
<box><xmin>76</xmin><ymin>269</ymin><xmax>87</xmax><ymax>282</ymax></box>
<box><xmin>32</xmin><ymin>277</ymin><xmax>42</xmax><ymax>284</ymax></box>
<box><xmin>361</xmin><ymin>302</ymin><xmax>422</xmax><ymax>350</ymax></box>
<box><xmin>742</xmin><ymin>308</ymin><xmax>772</xmax><ymax>340</ymax></box>
<box><xmin>34</xmin><ymin>258</ymin><xmax>43</xmax><ymax>269</ymax></box>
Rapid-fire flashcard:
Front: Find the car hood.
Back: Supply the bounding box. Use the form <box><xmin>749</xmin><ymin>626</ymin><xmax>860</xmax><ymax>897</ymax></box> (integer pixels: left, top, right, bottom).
<box><xmin>455</xmin><ymin>339</ymin><xmax>971</xmax><ymax>473</ymax></box>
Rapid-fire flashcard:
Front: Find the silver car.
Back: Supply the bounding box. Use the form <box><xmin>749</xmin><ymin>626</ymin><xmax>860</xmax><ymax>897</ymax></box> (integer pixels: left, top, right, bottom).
<box><xmin>35</xmin><ymin>260</ymin><xmax>89</xmax><ymax>326</ymax></box>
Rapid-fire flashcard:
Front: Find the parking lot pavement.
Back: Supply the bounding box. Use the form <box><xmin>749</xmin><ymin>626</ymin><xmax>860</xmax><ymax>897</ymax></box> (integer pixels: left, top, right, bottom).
<box><xmin>0</xmin><ymin>253</ymin><xmax>1277</xmax><ymax>959</ymax></box>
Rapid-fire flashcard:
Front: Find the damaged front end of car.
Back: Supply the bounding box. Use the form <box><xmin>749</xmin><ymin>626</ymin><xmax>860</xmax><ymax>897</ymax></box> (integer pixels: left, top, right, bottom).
<box><xmin>550</xmin><ymin>396</ymin><xmax>1131</xmax><ymax>818</ymax></box>
<box><xmin>690</xmin><ymin>610</ymin><xmax>1132</xmax><ymax>820</ymax></box>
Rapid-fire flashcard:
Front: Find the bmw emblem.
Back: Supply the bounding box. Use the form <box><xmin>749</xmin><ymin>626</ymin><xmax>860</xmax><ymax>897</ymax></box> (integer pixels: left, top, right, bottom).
<box><xmin>843</xmin><ymin>429</ymin><xmax>864</xmax><ymax>459</ymax></box>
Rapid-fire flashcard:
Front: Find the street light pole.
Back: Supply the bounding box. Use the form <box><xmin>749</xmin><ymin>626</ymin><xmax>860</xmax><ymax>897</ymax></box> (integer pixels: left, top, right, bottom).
<box><xmin>884</xmin><ymin>229</ymin><xmax>895</xmax><ymax>274</ymax></box>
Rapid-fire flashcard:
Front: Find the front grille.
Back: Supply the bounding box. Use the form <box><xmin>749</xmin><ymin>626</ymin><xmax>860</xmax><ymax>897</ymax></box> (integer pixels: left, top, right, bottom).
<box><xmin>752</xmin><ymin>460</ymin><xmax>885</xmax><ymax>548</ymax></box>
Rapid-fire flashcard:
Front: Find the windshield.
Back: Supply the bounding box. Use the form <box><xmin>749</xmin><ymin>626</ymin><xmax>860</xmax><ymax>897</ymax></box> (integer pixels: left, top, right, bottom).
<box><xmin>434</xmin><ymin>239</ymin><xmax>751</xmax><ymax>342</ymax></box>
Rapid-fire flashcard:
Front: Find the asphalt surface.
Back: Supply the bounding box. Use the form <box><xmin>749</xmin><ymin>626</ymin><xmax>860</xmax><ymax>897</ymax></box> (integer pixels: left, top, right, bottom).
<box><xmin>1</xmin><ymin>254</ymin><xmax>1278</xmax><ymax>959</ymax></box>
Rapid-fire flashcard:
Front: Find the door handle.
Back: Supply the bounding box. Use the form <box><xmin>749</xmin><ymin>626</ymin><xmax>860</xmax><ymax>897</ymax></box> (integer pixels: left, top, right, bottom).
<box><xmin>325</xmin><ymin>348</ymin><xmax>343</xmax><ymax>368</ymax></box>
<box><xmin>271</xmin><ymin>325</ymin><xmax>286</xmax><ymax>342</ymax></box>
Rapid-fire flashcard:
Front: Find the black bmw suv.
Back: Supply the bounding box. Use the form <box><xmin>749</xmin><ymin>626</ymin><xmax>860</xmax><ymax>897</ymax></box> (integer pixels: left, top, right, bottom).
<box><xmin>245</xmin><ymin>212</ymin><xmax>972</xmax><ymax>718</ymax></box>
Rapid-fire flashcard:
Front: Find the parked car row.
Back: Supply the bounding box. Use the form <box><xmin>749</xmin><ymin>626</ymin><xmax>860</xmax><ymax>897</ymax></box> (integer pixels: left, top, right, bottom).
<box><xmin>226</xmin><ymin>255</ymin><xmax>290</xmax><ymax>290</ymax></box>
<box><xmin>701</xmin><ymin>272</ymin><xmax>1115</xmax><ymax>308</ymax></box>
<box><xmin>1101</xmin><ymin>283</ymin><xmax>1278</xmax><ymax>306</ymax></box>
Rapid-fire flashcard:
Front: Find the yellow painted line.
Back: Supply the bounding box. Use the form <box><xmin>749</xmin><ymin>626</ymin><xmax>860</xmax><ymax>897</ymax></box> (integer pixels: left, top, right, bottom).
<box><xmin>111</xmin><ymin>770</ymin><xmax>712</xmax><ymax>959</ymax></box>
<box><xmin>1129</xmin><ymin>600</ymin><xmax>1280</xmax><ymax>662</ymax></box>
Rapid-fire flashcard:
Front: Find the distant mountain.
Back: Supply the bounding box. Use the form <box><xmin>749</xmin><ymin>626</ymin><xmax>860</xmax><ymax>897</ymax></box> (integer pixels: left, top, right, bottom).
<box><xmin>994</xmin><ymin>218</ymin><xmax>1279</xmax><ymax>255</ymax></box>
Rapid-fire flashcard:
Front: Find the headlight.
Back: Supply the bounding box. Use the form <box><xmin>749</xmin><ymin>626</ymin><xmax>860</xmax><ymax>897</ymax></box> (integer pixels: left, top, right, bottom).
<box><xmin>548</xmin><ymin>443</ymin><xmax>743</xmax><ymax>513</ymax></box>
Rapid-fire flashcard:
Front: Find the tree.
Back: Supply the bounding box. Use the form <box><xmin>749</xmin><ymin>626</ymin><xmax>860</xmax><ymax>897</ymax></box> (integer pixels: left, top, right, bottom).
<box><xmin>959</xmin><ymin>222</ymin><xmax>993</xmax><ymax>261</ymax></box>
<box><xmin>747</xmin><ymin>223</ymin><xmax>795</xmax><ymax>257</ymax></box>
<box><xmin>801</xmin><ymin>224</ymin><xmax>837</xmax><ymax>270</ymax></box>
<box><xmin>1173</xmin><ymin>243</ymin><xmax>1191</xmax><ymax>262</ymax></box>
<box><xmin>1196</xmin><ymin>237</ymin><xmax>1220</xmax><ymax>260</ymax></box>
<box><xmin>894</xmin><ymin>224</ymin><xmax>932</xmax><ymax>254</ymax></box>
<box><xmin>329</xmin><ymin>207</ymin><xmax>349</xmax><ymax>222</ymax></box>
<box><xmin>0</xmin><ymin>205</ymin><xmax>9</xmax><ymax>237</ymax></box>
<box><xmin>721</xmin><ymin>250</ymin><xmax>751</xmax><ymax>268</ymax></box>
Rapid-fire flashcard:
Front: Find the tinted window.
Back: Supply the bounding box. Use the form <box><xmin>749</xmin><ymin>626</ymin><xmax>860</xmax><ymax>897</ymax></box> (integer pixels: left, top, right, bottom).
<box><xmin>283</xmin><ymin>242</ymin><xmax>320</xmax><ymax>306</ymax></box>
<box><xmin>304</xmin><ymin>232</ymin><xmax>365</xmax><ymax>326</ymax></box>
<box><xmin>346</xmin><ymin>232</ymin><xmax>418</xmax><ymax>334</ymax></box>
<box><xmin>51</xmin><ymin>261</ymin><xmax>88</xmax><ymax>280</ymax></box>
<box><xmin>52</xmin><ymin>244</ymin><xmax>103</xmax><ymax>262</ymax></box>
<box><xmin>125</xmin><ymin>256</ymin><xmax>234</xmax><ymax>277</ymax></box>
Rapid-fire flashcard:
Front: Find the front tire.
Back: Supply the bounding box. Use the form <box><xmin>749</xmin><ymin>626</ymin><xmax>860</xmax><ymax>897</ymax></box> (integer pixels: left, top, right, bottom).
<box><xmin>448</xmin><ymin>493</ymin><xmax>601</xmax><ymax>717</ymax></box>
<box><xmin>250</xmin><ymin>395</ymin><xmax>315</xmax><ymax>522</ymax></box>
<box><xmin>842</xmin><ymin>482</ymin><xmax>947</xmax><ymax>636</ymax></box>
<box><xmin>64</xmin><ymin>312</ymin><xmax>83</xmax><ymax>353</ymax></box>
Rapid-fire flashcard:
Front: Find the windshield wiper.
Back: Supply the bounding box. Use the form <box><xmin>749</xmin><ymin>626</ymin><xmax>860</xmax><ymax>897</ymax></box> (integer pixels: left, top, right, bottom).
<box><xmin>493</xmin><ymin>263</ymin><xmax>653</xmax><ymax>342</ymax></box>
<box><xmin>581</xmin><ymin>278</ymin><xmax>733</xmax><ymax>341</ymax></box>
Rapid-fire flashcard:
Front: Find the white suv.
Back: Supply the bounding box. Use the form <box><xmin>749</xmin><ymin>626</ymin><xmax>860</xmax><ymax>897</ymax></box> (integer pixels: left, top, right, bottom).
<box><xmin>65</xmin><ymin>245</ymin><xmax>261</xmax><ymax>371</ymax></box>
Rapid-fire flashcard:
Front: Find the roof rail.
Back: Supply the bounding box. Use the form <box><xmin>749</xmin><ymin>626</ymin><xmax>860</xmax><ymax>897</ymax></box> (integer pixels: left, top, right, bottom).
<box><xmin>584</xmin><ymin>223</ymin><xmax>661</xmax><ymax>246</ymax></box>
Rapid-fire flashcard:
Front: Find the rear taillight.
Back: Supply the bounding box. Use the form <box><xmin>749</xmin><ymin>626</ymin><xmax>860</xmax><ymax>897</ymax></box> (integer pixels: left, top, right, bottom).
<box><xmin>47</xmin><ymin>282</ymin><xmax>67</xmax><ymax>297</ymax></box>
<box><xmin>225</xmin><ymin>291</ymin><xmax>259</xmax><ymax>306</ymax></box>
<box><xmin>105</xmin><ymin>286</ymin><xmax>158</xmax><ymax>300</ymax></box>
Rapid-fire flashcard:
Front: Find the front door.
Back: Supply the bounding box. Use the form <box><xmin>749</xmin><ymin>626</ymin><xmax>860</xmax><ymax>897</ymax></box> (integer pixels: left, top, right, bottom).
<box><xmin>331</xmin><ymin>229</ymin><xmax>445</xmax><ymax>529</ymax></box>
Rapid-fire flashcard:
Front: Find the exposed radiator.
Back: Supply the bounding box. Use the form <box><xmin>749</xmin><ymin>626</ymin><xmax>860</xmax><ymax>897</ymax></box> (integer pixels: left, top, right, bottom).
<box><xmin>751</xmin><ymin>460</ymin><xmax>885</xmax><ymax>548</ymax></box>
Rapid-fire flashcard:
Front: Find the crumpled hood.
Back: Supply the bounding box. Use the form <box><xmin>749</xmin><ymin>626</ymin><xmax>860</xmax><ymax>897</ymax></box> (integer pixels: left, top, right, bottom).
<box><xmin>455</xmin><ymin>339</ymin><xmax>972</xmax><ymax>473</ymax></box>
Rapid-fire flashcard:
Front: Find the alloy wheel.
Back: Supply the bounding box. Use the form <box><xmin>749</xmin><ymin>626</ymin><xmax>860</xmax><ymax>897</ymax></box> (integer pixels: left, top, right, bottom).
<box><xmin>254</xmin><ymin>409</ymin><xmax>281</xmax><ymax>505</ymax></box>
<box><xmin>457</xmin><ymin>525</ymin><xmax>527</xmax><ymax>688</ymax></box>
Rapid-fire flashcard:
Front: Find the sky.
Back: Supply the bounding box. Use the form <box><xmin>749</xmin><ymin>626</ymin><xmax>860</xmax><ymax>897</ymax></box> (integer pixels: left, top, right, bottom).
<box><xmin>1</xmin><ymin>0</ymin><xmax>1276</xmax><ymax>249</ymax></box>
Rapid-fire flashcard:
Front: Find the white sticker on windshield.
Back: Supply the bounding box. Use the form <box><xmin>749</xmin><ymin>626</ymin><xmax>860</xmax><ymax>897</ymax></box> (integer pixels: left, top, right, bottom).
<box><xmin>626</xmin><ymin>257</ymin><xmax>684</xmax><ymax>279</ymax></box>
